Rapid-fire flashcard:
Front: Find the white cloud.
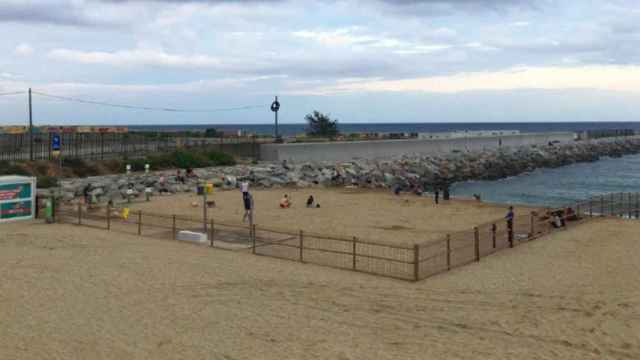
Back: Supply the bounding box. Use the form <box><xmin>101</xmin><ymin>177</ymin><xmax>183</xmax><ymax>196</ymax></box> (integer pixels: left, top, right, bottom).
<box><xmin>0</xmin><ymin>72</ymin><xmax>20</xmax><ymax>79</ymax></box>
<box><xmin>1</xmin><ymin>75</ymin><xmax>286</xmax><ymax>97</ymax></box>
<box><xmin>289</xmin><ymin>65</ymin><xmax>640</xmax><ymax>95</ymax></box>
<box><xmin>47</xmin><ymin>48</ymin><xmax>224</xmax><ymax>68</ymax></box>
<box><xmin>14</xmin><ymin>43</ymin><xmax>34</xmax><ymax>56</ymax></box>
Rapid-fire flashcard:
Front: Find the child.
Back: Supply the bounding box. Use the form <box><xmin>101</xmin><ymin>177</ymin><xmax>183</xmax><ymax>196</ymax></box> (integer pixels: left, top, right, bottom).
<box><xmin>279</xmin><ymin>194</ymin><xmax>291</xmax><ymax>209</ymax></box>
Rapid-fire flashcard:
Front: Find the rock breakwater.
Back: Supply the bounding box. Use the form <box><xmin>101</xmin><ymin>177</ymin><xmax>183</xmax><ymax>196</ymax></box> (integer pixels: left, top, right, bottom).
<box><xmin>53</xmin><ymin>137</ymin><xmax>640</xmax><ymax>202</ymax></box>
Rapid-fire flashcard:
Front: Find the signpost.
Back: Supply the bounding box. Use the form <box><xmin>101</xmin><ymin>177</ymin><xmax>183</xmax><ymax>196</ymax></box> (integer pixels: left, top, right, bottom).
<box><xmin>52</xmin><ymin>133</ymin><xmax>62</xmax><ymax>168</ymax></box>
<box><xmin>0</xmin><ymin>176</ymin><xmax>36</xmax><ymax>223</ymax></box>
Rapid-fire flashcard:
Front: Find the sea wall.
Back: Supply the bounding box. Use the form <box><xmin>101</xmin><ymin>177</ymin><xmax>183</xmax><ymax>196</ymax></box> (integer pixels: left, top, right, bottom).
<box><xmin>260</xmin><ymin>132</ymin><xmax>576</xmax><ymax>162</ymax></box>
<box><xmin>50</xmin><ymin>137</ymin><xmax>640</xmax><ymax>203</ymax></box>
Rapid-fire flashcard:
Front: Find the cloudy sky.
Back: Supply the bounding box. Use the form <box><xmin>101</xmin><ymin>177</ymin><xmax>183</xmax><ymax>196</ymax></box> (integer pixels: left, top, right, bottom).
<box><xmin>1</xmin><ymin>0</ymin><xmax>640</xmax><ymax>125</ymax></box>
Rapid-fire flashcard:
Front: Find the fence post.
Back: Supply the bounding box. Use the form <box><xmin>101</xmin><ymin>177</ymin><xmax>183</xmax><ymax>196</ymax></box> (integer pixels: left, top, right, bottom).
<box><xmin>508</xmin><ymin>220</ymin><xmax>514</xmax><ymax>248</ymax></box>
<box><xmin>413</xmin><ymin>244</ymin><xmax>420</xmax><ymax>281</ymax></box>
<box><xmin>352</xmin><ymin>237</ymin><xmax>357</xmax><ymax>270</ymax></box>
<box><xmin>610</xmin><ymin>193</ymin><xmax>614</xmax><ymax>216</ymax></box>
<box><xmin>529</xmin><ymin>211</ymin><xmax>535</xmax><ymax>238</ymax></box>
<box><xmin>299</xmin><ymin>230</ymin><xmax>304</xmax><ymax>263</ymax></box>
<box><xmin>210</xmin><ymin>219</ymin><xmax>214</xmax><ymax>247</ymax></box>
<box><xmin>491</xmin><ymin>224</ymin><xmax>496</xmax><ymax>248</ymax></box>
<box><xmin>252</xmin><ymin>225</ymin><xmax>257</xmax><ymax>254</ymax></box>
<box><xmin>446</xmin><ymin>235</ymin><xmax>451</xmax><ymax>271</ymax></box>
<box><xmin>474</xmin><ymin>227</ymin><xmax>480</xmax><ymax>262</ymax></box>
<box><xmin>172</xmin><ymin>215</ymin><xmax>177</xmax><ymax>240</ymax></box>
<box><xmin>106</xmin><ymin>205</ymin><xmax>111</xmax><ymax>230</ymax></box>
<box><xmin>137</xmin><ymin>211</ymin><xmax>142</xmax><ymax>236</ymax></box>
<box><xmin>78</xmin><ymin>203</ymin><xmax>82</xmax><ymax>225</ymax></box>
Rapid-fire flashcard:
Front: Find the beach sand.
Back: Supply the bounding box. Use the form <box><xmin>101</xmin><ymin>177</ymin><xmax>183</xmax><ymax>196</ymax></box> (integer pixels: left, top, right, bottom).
<box><xmin>125</xmin><ymin>188</ymin><xmax>534</xmax><ymax>245</ymax></box>
<box><xmin>1</xmin><ymin>216</ymin><xmax>639</xmax><ymax>359</ymax></box>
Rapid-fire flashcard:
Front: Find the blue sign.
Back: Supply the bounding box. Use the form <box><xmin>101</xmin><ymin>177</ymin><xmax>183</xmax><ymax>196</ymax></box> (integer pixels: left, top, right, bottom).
<box><xmin>52</xmin><ymin>134</ymin><xmax>61</xmax><ymax>151</ymax></box>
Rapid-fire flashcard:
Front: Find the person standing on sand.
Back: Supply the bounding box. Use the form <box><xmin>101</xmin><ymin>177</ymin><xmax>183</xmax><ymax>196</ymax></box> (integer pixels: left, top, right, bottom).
<box><xmin>242</xmin><ymin>191</ymin><xmax>253</xmax><ymax>222</ymax></box>
<box><xmin>434</xmin><ymin>189</ymin><xmax>439</xmax><ymax>204</ymax></box>
<box><xmin>505</xmin><ymin>206</ymin><xmax>514</xmax><ymax>226</ymax></box>
<box><xmin>505</xmin><ymin>206</ymin><xmax>515</xmax><ymax>245</ymax></box>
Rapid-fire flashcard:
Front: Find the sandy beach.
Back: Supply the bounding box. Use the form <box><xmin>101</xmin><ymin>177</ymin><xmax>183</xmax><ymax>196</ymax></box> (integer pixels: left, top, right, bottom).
<box><xmin>124</xmin><ymin>188</ymin><xmax>534</xmax><ymax>246</ymax></box>
<box><xmin>1</xmin><ymin>216</ymin><xmax>638</xmax><ymax>359</ymax></box>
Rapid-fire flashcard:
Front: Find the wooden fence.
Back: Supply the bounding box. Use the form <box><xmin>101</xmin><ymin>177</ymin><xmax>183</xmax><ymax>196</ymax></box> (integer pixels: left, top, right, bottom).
<box><xmin>48</xmin><ymin>193</ymin><xmax>638</xmax><ymax>282</ymax></box>
<box><xmin>574</xmin><ymin>192</ymin><xmax>640</xmax><ymax>219</ymax></box>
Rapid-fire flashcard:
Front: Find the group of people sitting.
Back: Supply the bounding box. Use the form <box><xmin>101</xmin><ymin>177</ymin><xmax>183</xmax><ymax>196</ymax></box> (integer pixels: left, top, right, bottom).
<box><xmin>175</xmin><ymin>168</ymin><xmax>198</xmax><ymax>184</ymax></box>
<box><xmin>279</xmin><ymin>194</ymin><xmax>320</xmax><ymax>209</ymax></box>
<box><xmin>540</xmin><ymin>207</ymin><xmax>579</xmax><ymax>228</ymax></box>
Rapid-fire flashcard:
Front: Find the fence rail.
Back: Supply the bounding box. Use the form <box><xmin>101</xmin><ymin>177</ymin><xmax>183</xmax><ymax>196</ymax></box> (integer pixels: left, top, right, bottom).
<box><xmin>0</xmin><ymin>133</ymin><xmax>266</xmax><ymax>161</ymax></box>
<box><xmin>44</xmin><ymin>192</ymin><xmax>640</xmax><ymax>282</ymax></box>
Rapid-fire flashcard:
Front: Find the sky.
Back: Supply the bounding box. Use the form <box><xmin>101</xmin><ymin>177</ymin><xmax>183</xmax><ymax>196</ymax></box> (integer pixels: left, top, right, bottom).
<box><xmin>1</xmin><ymin>0</ymin><xmax>640</xmax><ymax>125</ymax></box>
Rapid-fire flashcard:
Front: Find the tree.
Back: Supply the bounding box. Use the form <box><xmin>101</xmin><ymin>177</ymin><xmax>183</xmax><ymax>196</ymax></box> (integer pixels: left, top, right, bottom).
<box><xmin>305</xmin><ymin>111</ymin><xmax>339</xmax><ymax>138</ymax></box>
<box><xmin>204</xmin><ymin>128</ymin><xmax>219</xmax><ymax>138</ymax></box>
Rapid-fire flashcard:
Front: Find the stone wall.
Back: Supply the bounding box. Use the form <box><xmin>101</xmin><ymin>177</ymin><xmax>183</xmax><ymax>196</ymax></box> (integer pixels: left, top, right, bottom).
<box><xmin>50</xmin><ymin>137</ymin><xmax>640</xmax><ymax>204</ymax></box>
<box><xmin>260</xmin><ymin>132</ymin><xmax>576</xmax><ymax>162</ymax></box>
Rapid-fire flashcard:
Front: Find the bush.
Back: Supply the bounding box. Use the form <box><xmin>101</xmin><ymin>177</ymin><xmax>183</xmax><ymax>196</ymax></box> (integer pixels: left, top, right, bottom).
<box><xmin>173</xmin><ymin>150</ymin><xmax>208</xmax><ymax>168</ymax></box>
<box><xmin>0</xmin><ymin>161</ymin><xmax>29</xmax><ymax>176</ymax></box>
<box><xmin>37</xmin><ymin>176</ymin><xmax>58</xmax><ymax>189</ymax></box>
<box><xmin>205</xmin><ymin>150</ymin><xmax>236</xmax><ymax>166</ymax></box>
<box><xmin>62</xmin><ymin>158</ymin><xmax>100</xmax><ymax>177</ymax></box>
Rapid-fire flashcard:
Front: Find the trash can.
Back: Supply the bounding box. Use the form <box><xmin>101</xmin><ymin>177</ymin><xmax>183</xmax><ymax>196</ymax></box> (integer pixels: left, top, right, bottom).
<box><xmin>45</xmin><ymin>198</ymin><xmax>54</xmax><ymax>224</ymax></box>
<box><xmin>206</xmin><ymin>183</ymin><xmax>214</xmax><ymax>194</ymax></box>
<box><xmin>196</xmin><ymin>185</ymin><xmax>204</xmax><ymax>195</ymax></box>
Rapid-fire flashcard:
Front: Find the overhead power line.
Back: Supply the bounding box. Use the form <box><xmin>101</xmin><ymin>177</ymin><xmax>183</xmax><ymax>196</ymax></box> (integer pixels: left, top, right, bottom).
<box><xmin>31</xmin><ymin>90</ymin><xmax>267</xmax><ymax>113</ymax></box>
<box><xmin>0</xmin><ymin>91</ymin><xmax>26</xmax><ymax>97</ymax></box>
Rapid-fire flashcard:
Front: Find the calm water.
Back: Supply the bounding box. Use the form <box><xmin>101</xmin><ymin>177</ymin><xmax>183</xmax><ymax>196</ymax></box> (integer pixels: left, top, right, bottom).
<box><xmin>451</xmin><ymin>154</ymin><xmax>640</xmax><ymax>207</ymax></box>
<box><xmin>129</xmin><ymin>121</ymin><xmax>640</xmax><ymax>136</ymax></box>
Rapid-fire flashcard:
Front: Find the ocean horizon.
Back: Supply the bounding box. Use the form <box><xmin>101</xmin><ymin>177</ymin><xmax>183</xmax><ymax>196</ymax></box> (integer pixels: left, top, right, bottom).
<box><xmin>128</xmin><ymin>121</ymin><xmax>640</xmax><ymax>136</ymax></box>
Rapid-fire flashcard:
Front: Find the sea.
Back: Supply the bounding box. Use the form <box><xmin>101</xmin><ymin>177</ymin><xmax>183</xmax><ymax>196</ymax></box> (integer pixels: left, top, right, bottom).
<box><xmin>130</xmin><ymin>121</ymin><xmax>640</xmax><ymax>207</ymax></box>
<box><xmin>129</xmin><ymin>121</ymin><xmax>640</xmax><ymax>136</ymax></box>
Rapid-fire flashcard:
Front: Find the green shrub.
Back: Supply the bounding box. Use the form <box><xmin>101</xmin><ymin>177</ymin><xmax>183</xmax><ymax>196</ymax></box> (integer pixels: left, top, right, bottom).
<box><xmin>37</xmin><ymin>176</ymin><xmax>58</xmax><ymax>189</ymax></box>
<box><xmin>0</xmin><ymin>161</ymin><xmax>30</xmax><ymax>176</ymax></box>
<box><xmin>62</xmin><ymin>158</ymin><xmax>100</xmax><ymax>177</ymax></box>
<box><xmin>205</xmin><ymin>150</ymin><xmax>236</xmax><ymax>166</ymax></box>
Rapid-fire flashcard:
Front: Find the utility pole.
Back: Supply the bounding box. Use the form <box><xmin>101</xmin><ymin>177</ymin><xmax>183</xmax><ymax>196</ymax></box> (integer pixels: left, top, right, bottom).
<box><xmin>28</xmin><ymin>88</ymin><xmax>33</xmax><ymax>161</ymax></box>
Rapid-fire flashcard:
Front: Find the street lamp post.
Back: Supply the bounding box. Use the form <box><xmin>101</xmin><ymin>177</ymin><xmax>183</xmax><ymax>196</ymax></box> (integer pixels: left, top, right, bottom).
<box><xmin>270</xmin><ymin>96</ymin><xmax>281</xmax><ymax>143</ymax></box>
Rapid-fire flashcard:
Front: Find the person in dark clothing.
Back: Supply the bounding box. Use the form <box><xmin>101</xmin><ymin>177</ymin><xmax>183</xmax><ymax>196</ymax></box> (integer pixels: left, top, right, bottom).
<box><xmin>443</xmin><ymin>187</ymin><xmax>450</xmax><ymax>201</ymax></box>
<box><xmin>83</xmin><ymin>184</ymin><xmax>91</xmax><ymax>206</ymax></box>
<box><xmin>505</xmin><ymin>206</ymin><xmax>514</xmax><ymax>227</ymax></box>
<box><xmin>176</xmin><ymin>169</ymin><xmax>185</xmax><ymax>184</ymax></box>
<box><xmin>505</xmin><ymin>206</ymin><xmax>515</xmax><ymax>245</ymax></box>
<box><xmin>242</xmin><ymin>192</ymin><xmax>253</xmax><ymax>222</ymax></box>
<box><xmin>434</xmin><ymin>189</ymin><xmax>439</xmax><ymax>204</ymax></box>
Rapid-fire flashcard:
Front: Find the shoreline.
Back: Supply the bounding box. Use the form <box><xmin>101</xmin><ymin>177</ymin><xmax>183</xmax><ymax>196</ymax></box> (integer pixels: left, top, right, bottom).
<box><xmin>38</xmin><ymin>136</ymin><xmax>640</xmax><ymax>208</ymax></box>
